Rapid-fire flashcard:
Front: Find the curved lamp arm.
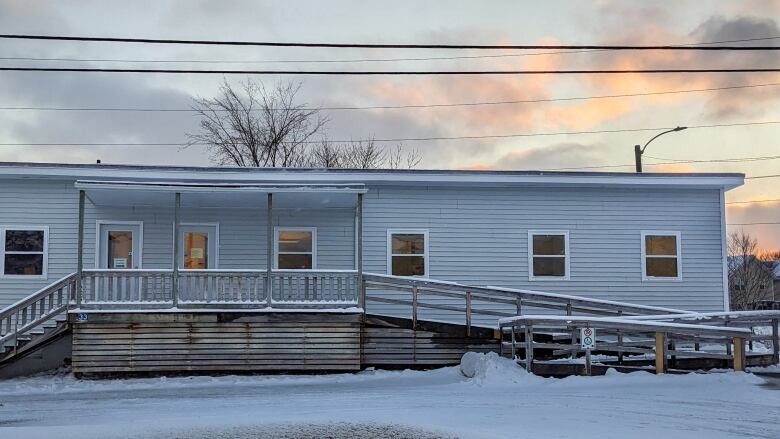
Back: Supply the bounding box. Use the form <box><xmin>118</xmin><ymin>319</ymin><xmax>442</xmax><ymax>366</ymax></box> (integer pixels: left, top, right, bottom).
<box><xmin>641</xmin><ymin>126</ymin><xmax>687</xmax><ymax>154</ymax></box>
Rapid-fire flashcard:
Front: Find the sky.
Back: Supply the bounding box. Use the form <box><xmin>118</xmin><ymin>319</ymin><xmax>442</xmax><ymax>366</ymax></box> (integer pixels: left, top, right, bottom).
<box><xmin>0</xmin><ymin>0</ymin><xmax>779</xmax><ymax>250</ymax></box>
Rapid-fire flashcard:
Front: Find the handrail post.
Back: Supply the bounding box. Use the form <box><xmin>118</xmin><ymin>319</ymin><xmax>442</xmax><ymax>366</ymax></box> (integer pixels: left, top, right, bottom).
<box><xmin>525</xmin><ymin>324</ymin><xmax>534</xmax><ymax>374</ymax></box>
<box><xmin>733</xmin><ymin>336</ymin><xmax>745</xmax><ymax>372</ymax></box>
<box><xmin>772</xmin><ymin>319</ymin><xmax>779</xmax><ymax>365</ymax></box>
<box><xmin>566</xmin><ymin>301</ymin><xmax>576</xmax><ymax>360</ymax></box>
<box><xmin>75</xmin><ymin>190</ymin><xmax>85</xmax><ymax>308</ymax></box>
<box><xmin>266</xmin><ymin>193</ymin><xmax>273</xmax><ymax>307</ymax></box>
<box><xmin>465</xmin><ymin>291</ymin><xmax>472</xmax><ymax>338</ymax></box>
<box><xmin>412</xmin><ymin>285</ymin><xmax>418</xmax><ymax>330</ymax></box>
<box><xmin>617</xmin><ymin>310</ymin><xmax>624</xmax><ymax>365</ymax></box>
<box><xmin>172</xmin><ymin>192</ymin><xmax>181</xmax><ymax>308</ymax></box>
<box><xmin>655</xmin><ymin>331</ymin><xmax>666</xmax><ymax>374</ymax></box>
<box><xmin>356</xmin><ymin>193</ymin><xmax>363</xmax><ymax>309</ymax></box>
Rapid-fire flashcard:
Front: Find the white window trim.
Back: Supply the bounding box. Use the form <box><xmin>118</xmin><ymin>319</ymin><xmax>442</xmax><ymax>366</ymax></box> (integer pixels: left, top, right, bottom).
<box><xmin>274</xmin><ymin>227</ymin><xmax>317</xmax><ymax>270</ymax></box>
<box><xmin>0</xmin><ymin>225</ymin><xmax>49</xmax><ymax>279</ymax></box>
<box><xmin>173</xmin><ymin>222</ymin><xmax>220</xmax><ymax>269</ymax></box>
<box><xmin>386</xmin><ymin>229</ymin><xmax>429</xmax><ymax>278</ymax></box>
<box><xmin>94</xmin><ymin>221</ymin><xmax>144</xmax><ymax>269</ymax></box>
<box><xmin>527</xmin><ymin>230</ymin><xmax>570</xmax><ymax>281</ymax></box>
<box><xmin>641</xmin><ymin>230</ymin><xmax>682</xmax><ymax>282</ymax></box>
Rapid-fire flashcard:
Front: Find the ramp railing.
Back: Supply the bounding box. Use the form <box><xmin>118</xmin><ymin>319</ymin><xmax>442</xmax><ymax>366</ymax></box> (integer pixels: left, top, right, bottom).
<box><xmin>362</xmin><ymin>273</ymin><xmax>688</xmax><ymax>334</ymax></box>
<box><xmin>499</xmin><ymin>315</ymin><xmax>755</xmax><ymax>374</ymax></box>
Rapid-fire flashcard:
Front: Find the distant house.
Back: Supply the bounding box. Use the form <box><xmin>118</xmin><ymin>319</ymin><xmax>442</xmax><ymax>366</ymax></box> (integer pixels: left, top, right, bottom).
<box><xmin>728</xmin><ymin>255</ymin><xmax>776</xmax><ymax>308</ymax></box>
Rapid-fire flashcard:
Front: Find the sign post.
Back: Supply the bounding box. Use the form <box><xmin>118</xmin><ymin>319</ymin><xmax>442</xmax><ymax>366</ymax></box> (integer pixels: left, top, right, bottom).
<box><xmin>581</xmin><ymin>326</ymin><xmax>596</xmax><ymax>376</ymax></box>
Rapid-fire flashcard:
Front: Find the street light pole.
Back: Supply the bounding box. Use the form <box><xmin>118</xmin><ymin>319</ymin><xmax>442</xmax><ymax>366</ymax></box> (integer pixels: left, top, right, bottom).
<box><xmin>634</xmin><ymin>126</ymin><xmax>687</xmax><ymax>173</ymax></box>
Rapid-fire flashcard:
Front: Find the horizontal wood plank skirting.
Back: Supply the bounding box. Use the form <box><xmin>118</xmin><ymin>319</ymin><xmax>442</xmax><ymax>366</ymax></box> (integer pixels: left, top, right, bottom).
<box><xmin>69</xmin><ymin>312</ymin><xmax>501</xmax><ymax>375</ymax></box>
<box><xmin>70</xmin><ymin>312</ymin><xmax>362</xmax><ymax>374</ymax></box>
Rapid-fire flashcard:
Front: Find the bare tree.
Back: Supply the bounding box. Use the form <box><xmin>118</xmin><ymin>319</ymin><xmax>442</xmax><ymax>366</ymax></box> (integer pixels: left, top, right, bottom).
<box><xmin>306</xmin><ymin>139</ymin><xmax>422</xmax><ymax>169</ymax></box>
<box><xmin>728</xmin><ymin>231</ymin><xmax>774</xmax><ymax>310</ymax></box>
<box><xmin>188</xmin><ymin>79</ymin><xmax>327</xmax><ymax>167</ymax></box>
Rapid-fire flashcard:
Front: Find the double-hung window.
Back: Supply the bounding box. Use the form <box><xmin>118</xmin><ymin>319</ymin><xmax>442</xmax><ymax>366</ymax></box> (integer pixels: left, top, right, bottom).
<box><xmin>641</xmin><ymin>231</ymin><xmax>681</xmax><ymax>280</ymax></box>
<box><xmin>528</xmin><ymin>231</ymin><xmax>569</xmax><ymax>280</ymax></box>
<box><xmin>387</xmin><ymin>230</ymin><xmax>428</xmax><ymax>276</ymax></box>
<box><xmin>275</xmin><ymin>228</ymin><xmax>316</xmax><ymax>270</ymax></box>
<box><xmin>1</xmin><ymin>226</ymin><xmax>48</xmax><ymax>277</ymax></box>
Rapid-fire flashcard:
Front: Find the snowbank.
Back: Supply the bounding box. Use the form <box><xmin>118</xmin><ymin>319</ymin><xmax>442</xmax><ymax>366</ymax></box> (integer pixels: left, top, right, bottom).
<box><xmin>459</xmin><ymin>352</ymin><xmax>543</xmax><ymax>385</ymax></box>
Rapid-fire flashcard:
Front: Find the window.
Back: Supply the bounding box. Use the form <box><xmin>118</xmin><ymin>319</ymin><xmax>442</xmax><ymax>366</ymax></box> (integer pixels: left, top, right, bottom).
<box><xmin>387</xmin><ymin>230</ymin><xmax>428</xmax><ymax>276</ymax></box>
<box><xmin>275</xmin><ymin>228</ymin><xmax>316</xmax><ymax>269</ymax></box>
<box><xmin>528</xmin><ymin>231</ymin><xmax>569</xmax><ymax>280</ymax></box>
<box><xmin>1</xmin><ymin>227</ymin><xmax>48</xmax><ymax>277</ymax></box>
<box><xmin>641</xmin><ymin>231</ymin><xmax>681</xmax><ymax>280</ymax></box>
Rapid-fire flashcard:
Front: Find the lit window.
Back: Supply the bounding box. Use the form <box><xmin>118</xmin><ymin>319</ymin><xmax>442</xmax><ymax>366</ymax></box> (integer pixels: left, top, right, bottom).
<box><xmin>642</xmin><ymin>232</ymin><xmax>681</xmax><ymax>280</ymax></box>
<box><xmin>276</xmin><ymin>228</ymin><xmax>315</xmax><ymax>269</ymax></box>
<box><xmin>2</xmin><ymin>227</ymin><xmax>47</xmax><ymax>277</ymax></box>
<box><xmin>388</xmin><ymin>230</ymin><xmax>428</xmax><ymax>276</ymax></box>
<box><xmin>529</xmin><ymin>231</ymin><xmax>569</xmax><ymax>280</ymax></box>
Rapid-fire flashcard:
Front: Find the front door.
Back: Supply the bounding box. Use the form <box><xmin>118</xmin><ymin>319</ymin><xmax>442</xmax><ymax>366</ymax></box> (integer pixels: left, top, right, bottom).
<box><xmin>98</xmin><ymin>223</ymin><xmax>141</xmax><ymax>269</ymax></box>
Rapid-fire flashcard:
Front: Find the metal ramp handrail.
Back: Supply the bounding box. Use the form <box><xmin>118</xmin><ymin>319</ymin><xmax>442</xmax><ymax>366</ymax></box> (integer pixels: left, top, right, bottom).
<box><xmin>362</xmin><ymin>273</ymin><xmax>691</xmax><ymax>333</ymax></box>
<box><xmin>0</xmin><ymin>273</ymin><xmax>77</xmax><ymax>347</ymax></box>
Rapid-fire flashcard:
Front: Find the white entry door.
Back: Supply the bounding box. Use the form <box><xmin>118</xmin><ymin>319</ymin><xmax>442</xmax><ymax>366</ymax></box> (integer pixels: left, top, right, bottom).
<box><xmin>98</xmin><ymin>223</ymin><xmax>142</xmax><ymax>269</ymax></box>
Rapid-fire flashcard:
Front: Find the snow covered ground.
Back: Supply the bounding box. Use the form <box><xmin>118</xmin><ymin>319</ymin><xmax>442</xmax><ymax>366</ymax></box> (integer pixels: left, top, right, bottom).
<box><xmin>1</xmin><ymin>354</ymin><xmax>779</xmax><ymax>439</ymax></box>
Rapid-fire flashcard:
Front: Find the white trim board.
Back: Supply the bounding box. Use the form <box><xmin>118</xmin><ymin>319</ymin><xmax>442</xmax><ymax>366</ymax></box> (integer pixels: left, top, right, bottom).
<box><xmin>173</xmin><ymin>222</ymin><xmax>220</xmax><ymax>269</ymax></box>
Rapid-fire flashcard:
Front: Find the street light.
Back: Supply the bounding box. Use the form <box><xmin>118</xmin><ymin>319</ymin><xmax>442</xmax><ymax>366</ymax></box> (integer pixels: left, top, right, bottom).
<box><xmin>634</xmin><ymin>126</ymin><xmax>687</xmax><ymax>173</ymax></box>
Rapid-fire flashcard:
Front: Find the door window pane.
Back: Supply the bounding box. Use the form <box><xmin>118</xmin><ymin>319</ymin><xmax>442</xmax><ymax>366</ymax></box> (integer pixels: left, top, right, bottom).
<box><xmin>184</xmin><ymin>232</ymin><xmax>208</xmax><ymax>269</ymax></box>
<box><xmin>108</xmin><ymin>231</ymin><xmax>133</xmax><ymax>269</ymax></box>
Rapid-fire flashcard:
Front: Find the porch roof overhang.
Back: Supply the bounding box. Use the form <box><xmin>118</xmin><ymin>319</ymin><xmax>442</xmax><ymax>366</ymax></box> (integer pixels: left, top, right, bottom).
<box><xmin>75</xmin><ymin>179</ymin><xmax>366</xmax><ymax>208</ymax></box>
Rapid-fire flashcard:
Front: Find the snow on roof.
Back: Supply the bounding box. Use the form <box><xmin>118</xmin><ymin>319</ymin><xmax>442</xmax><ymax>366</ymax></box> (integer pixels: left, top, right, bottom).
<box><xmin>0</xmin><ymin>161</ymin><xmax>744</xmax><ymax>190</ymax></box>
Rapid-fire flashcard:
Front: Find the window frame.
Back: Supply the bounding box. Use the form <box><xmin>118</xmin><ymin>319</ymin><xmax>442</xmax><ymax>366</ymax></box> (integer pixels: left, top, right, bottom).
<box><xmin>386</xmin><ymin>229</ymin><xmax>429</xmax><ymax>278</ymax></box>
<box><xmin>274</xmin><ymin>227</ymin><xmax>317</xmax><ymax>270</ymax></box>
<box><xmin>0</xmin><ymin>225</ymin><xmax>49</xmax><ymax>279</ymax></box>
<box><xmin>527</xmin><ymin>230</ymin><xmax>570</xmax><ymax>281</ymax></box>
<box><xmin>640</xmin><ymin>230</ymin><xmax>682</xmax><ymax>282</ymax></box>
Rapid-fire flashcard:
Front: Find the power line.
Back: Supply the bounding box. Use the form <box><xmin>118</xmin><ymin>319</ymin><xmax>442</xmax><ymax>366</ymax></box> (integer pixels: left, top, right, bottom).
<box><xmin>3</xmin><ymin>82</ymin><xmax>779</xmax><ymax>112</ymax></box>
<box><xmin>4</xmin><ymin>36</ymin><xmax>779</xmax><ymax>64</ymax></box>
<box><xmin>544</xmin><ymin>153</ymin><xmax>780</xmax><ymax>171</ymax></box>
<box><xmin>727</xmin><ymin>222</ymin><xmax>780</xmax><ymax>226</ymax></box>
<box><xmin>1</xmin><ymin>120</ymin><xmax>778</xmax><ymax>146</ymax></box>
<box><xmin>2</xmin><ymin>67</ymin><xmax>780</xmax><ymax>75</ymax></box>
<box><xmin>746</xmin><ymin>174</ymin><xmax>780</xmax><ymax>180</ymax></box>
<box><xmin>2</xmin><ymin>34</ymin><xmax>780</xmax><ymax>50</ymax></box>
<box><xmin>727</xmin><ymin>198</ymin><xmax>780</xmax><ymax>205</ymax></box>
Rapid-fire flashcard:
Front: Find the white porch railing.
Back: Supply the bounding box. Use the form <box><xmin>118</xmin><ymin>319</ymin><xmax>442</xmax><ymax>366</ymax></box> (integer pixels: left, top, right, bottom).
<box><xmin>79</xmin><ymin>269</ymin><xmax>360</xmax><ymax>309</ymax></box>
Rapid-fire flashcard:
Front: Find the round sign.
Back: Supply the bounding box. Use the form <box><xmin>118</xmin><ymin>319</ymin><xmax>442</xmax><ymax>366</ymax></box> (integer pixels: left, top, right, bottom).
<box><xmin>584</xmin><ymin>336</ymin><xmax>593</xmax><ymax>345</ymax></box>
<box><xmin>583</xmin><ymin>328</ymin><xmax>592</xmax><ymax>336</ymax></box>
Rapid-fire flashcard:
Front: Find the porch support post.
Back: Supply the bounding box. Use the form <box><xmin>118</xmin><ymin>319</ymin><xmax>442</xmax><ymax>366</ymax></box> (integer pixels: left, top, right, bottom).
<box><xmin>266</xmin><ymin>193</ymin><xmax>273</xmax><ymax>307</ymax></box>
<box><xmin>356</xmin><ymin>192</ymin><xmax>364</xmax><ymax>309</ymax></box>
<box><xmin>172</xmin><ymin>192</ymin><xmax>181</xmax><ymax>308</ymax></box>
<box><xmin>75</xmin><ymin>189</ymin><xmax>85</xmax><ymax>307</ymax></box>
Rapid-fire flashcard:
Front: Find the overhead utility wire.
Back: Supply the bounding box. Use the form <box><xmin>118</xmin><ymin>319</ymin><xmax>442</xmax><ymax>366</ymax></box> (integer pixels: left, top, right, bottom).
<box><xmin>1</xmin><ymin>34</ymin><xmax>779</xmax><ymax>50</ymax></box>
<box><xmin>544</xmin><ymin>154</ymin><xmax>780</xmax><ymax>171</ymax></box>
<box><xmin>1</xmin><ymin>121</ymin><xmax>778</xmax><ymax>146</ymax></box>
<box><xmin>3</xmin><ymin>36</ymin><xmax>779</xmax><ymax>64</ymax></box>
<box><xmin>726</xmin><ymin>198</ymin><xmax>780</xmax><ymax>205</ymax></box>
<box><xmin>1</xmin><ymin>67</ymin><xmax>780</xmax><ymax>75</ymax></box>
<box><xmin>727</xmin><ymin>221</ymin><xmax>780</xmax><ymax>225</ymax></box>
<box><xmin>2</xmin><ymin>82</ymin><xmax>778</xmax><ymax>112</ymax></box>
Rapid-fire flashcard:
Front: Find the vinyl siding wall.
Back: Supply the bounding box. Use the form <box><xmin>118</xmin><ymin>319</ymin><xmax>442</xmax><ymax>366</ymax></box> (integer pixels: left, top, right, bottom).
<box><xmin>0</xmin><ymin>180</ymin><xmax>727</xmax><ymax>320</ymax></box>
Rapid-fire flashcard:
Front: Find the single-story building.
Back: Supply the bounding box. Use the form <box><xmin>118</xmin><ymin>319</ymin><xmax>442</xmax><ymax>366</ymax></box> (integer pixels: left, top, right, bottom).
<box><xmin>0</xmin><ymin>162</ymin><xmax>745</xmax><ymax>374</ymax></box>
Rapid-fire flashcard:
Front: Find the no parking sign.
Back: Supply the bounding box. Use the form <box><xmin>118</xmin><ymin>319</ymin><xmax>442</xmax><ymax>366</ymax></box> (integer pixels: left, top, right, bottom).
<box><xmin>581</xmin><ymin>326</ymin><xmax>596</xmax><ymax>350</ymax></box>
